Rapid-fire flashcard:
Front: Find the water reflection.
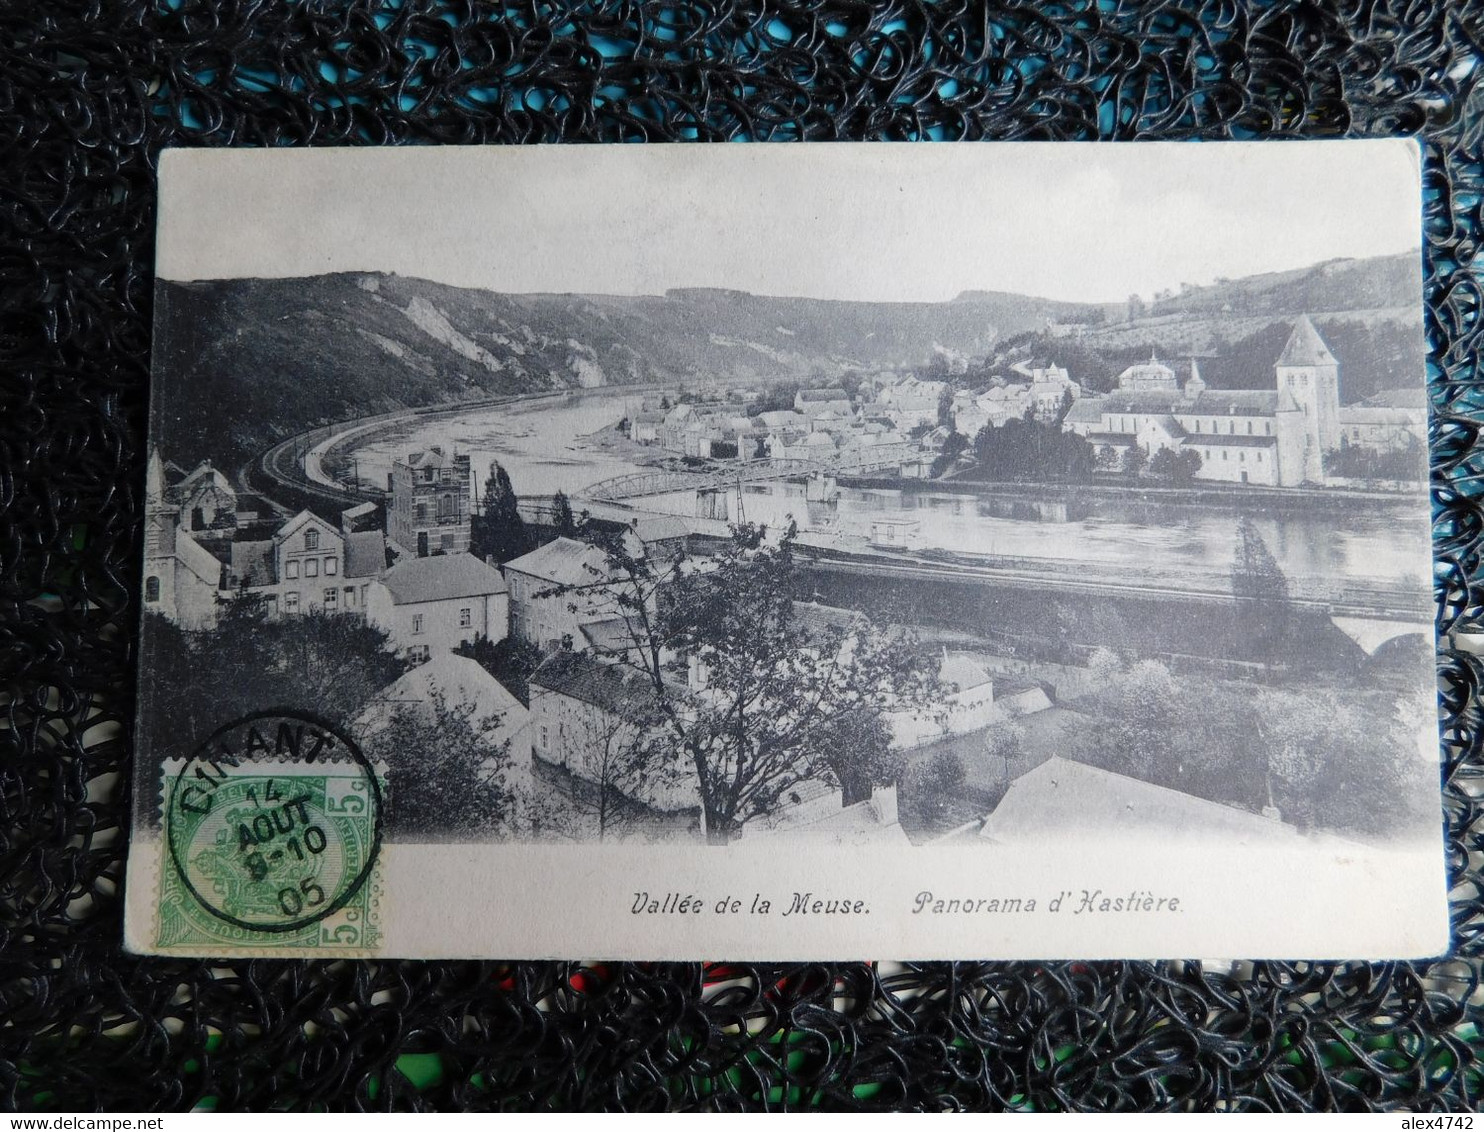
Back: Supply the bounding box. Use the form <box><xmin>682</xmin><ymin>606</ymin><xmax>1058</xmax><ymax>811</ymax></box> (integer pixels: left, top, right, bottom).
<box><xmin>344</xmin><ymin>394</ymin><xmax>1428</xmax><ymax>588</ymax></box>
<box><xmin>720</xmin><ymin>481</ymin><xmax>1427</xmax><ymax>587</ymax></box>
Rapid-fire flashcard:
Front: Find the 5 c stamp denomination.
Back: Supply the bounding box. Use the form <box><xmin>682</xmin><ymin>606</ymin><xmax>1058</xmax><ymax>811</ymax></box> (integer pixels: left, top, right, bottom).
<box><xmin>156</xmin><ymin>710</ymin><xmax>383</xmax><ymax>952</ymax></box>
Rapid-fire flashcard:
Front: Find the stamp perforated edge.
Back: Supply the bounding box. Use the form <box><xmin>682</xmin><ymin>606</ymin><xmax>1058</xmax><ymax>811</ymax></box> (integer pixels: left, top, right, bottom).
<box><xmin>150</xmin><ymin>750</ymin><xmax>388</xmax><ymax>956</ymax></box>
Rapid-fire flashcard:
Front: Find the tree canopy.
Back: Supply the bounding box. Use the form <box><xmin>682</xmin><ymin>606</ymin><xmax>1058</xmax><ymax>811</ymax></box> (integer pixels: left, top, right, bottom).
<box><xmin>1149</xmin><ymin>447</ymin><xmax>1202</xmax><ymax>483</ymax></box>
<box><xmin>550</xmin><ymin>489</ymin><xmax>578</xmax><ymax>537</ymax></box>
<box><xmin>138</xmin><ymin>604</ymin><xmax>407</xmax><ymax>771</ymax></box>
<box><xmin>471</xmin><ymin>460</ymin><xmax>530</xmax><ymax>564</ymax></box>
<box><xmin>554</xmin><ymin>523</ymin><xmax>939</xmax><ymax>842</ymax></box>
<box><xmin>959</xmin><ymin>416</ymin><xmax>1096</xmax><ymax>483</ymax></box>
<box><xmin>362</xmin><ymin>688</ymin><xmax>519</xmax><ymax>840</ymax></box>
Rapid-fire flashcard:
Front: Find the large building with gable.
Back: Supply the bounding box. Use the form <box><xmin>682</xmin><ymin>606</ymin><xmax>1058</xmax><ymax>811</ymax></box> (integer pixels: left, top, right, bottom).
<box><xmin>1063</xmin><ymin>317</ymin><xmax>1421</xmax><ymax>487</ymax></box>
<box><xmin>142</xmin><ymin>447</ymin><xmax>388</xmax><ymax>628</ymax></box>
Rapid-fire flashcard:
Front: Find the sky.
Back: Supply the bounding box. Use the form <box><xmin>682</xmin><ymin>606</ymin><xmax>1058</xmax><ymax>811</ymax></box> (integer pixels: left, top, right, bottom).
<box><xmin>157</xmin><ymin>140</ymin><xmax>1423</xmax><ymax>305</ymax></box>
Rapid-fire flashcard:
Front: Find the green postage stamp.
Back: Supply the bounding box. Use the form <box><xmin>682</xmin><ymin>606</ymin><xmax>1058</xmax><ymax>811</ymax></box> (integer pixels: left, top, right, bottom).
<box><xmin>156</xmin><ymin>711</ymin><xmax>384</xmax><ymax>953</ymax></box>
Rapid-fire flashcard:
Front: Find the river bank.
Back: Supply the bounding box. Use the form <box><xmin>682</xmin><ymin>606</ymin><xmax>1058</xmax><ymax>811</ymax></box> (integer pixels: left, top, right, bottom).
<box><xmin>839</xmin><ymin>472</ymin><xmax>1424</xmax><ymax>512</ymax></box>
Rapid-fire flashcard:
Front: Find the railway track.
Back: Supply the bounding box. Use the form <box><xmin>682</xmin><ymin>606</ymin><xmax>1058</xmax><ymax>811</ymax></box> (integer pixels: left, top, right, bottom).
<box><xmin>792</xmin><ymin>544</ymin><xmax>1435</xmax><ymax>621</ymax></box>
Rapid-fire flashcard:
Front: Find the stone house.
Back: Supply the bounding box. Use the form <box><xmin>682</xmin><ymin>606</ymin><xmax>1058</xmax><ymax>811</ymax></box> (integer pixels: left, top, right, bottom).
<box><xmin>527</xmin><ymin>650</ymin><xmax>701</xmax><ymax>831</ymax></box>
<box><xmin>387</xmin><ymin>446</ymin><xmax>472</xmax><ymax>559</ymax></box>
<box><xmin>366</xmin><ymin>551</ymin><xmax>509</xmax><ymax>664</ymax></box>
<box><xmin>503</xmin><ymin>536</ymin><xmax>622</xmax><ymax>651</ymax></box>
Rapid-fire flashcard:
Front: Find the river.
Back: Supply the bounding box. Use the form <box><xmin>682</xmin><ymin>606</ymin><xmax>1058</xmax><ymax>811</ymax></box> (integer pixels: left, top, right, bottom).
<box><xmin>341</xmin><ymin>392</ymin><xmax>1431</xmax><ymax>590</ymax></box>
<box><xmin>347</xmin><ymin>393</ymin><xmax>650</xmax><ymax>498</ymax></box>
<box><xmin>711</xmin><ymin>481</ymin><xmax>1430</xmax><ymax>590</ymax></box>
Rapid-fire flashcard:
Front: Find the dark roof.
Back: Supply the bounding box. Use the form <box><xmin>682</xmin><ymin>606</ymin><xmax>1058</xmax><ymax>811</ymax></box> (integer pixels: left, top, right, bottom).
<box><xmin>798</xmin><ymin>387</ymin><xmax>850</xmax><ymax>402</ymax></box>
<box><xmin>579</xmin><ymin>616</ymin><xmax>643</xmax><ymax>655</ymax></box>
<box><xmin>234</xmin><ymin>494</ymin><xmax>273</xmax><ymax>516</ymax></box>
<box><xmin>529</xmin><ymin>651</ymin><xmax>656</xmax><ymax>715</ymax></box>
<box><xmin>1063</xmin><ymin>399</ymin><xmax>1105</xmax><ymax>424</ymax></box>
<box><xmin>1276</xmin><ymin>315</ymin><xmax>1337</xmax><ymax>367</ymax></box>
<box><xmin>995</xmin><ymin>674</ymin><xmax>1048</xmax><ymax>697</ymax></box>
<box><xmin>792</xmin><ymin>601</ymin><xmax>868</xmax><ymax>646</ymax></box>
<box><xmin>401</xmin><ymin>446</ymin><xmax>465</xmax><ymax>469</ymax></box>
<box><xmin>234</xmin><ymin>521</ymin><xmax>280</xmax><ymax>543</ymax></box>
<box><xmin>1098</xmin><ymin>390</ymin><xmax>1185</xmax><ymax>414</ymax></box>
<box><xmin>1359</xmin><ymin>388</ymin><xmax>1426</xmax><ymax>409</ymax></box>
<box><xmin>175</xmin><ymin>461</ymin><xmax>231</xmax><ymax>497</ymax></box>
<box><xmin>1184</xmin><ymin>433</ymin><xmax>1278</xmax><ymax>448</ymax></box>
<box><xmin>380</xmin><ymin>552</ymin><xmax>507</xmax><ymax>604</ymax></box>
<box><xmin>230</xmin><ymin>538</ymin><xmax>276</xmax><ymax>587</ymax></box>
<box><xmin>341</xmin><ymin>501</ymin><xmax>381</xmax><ymax>533</ymax></box>
<box><xmin>503</xmin><ymin>537</ymin><xmax>612</xmax><ymax>586</ymax></box>
<box><xmin>1188</xmin><ymin>390</ymin><xmax>1279</xmax><ymax>415</ymax></box>
<box><xmin>344</xmin><ymin>530</ymin><xmax>387</xmax><ymax>579</ymax></box>
<box><xmin>1085</xmin><ymin>432</ymin><xmax>1135</xmax><ymax>445</ymax></box>
<box><xmin>1098</xmin><ymin>389</ymin><xmax>1281</xmax><ymax>417</ymax></box>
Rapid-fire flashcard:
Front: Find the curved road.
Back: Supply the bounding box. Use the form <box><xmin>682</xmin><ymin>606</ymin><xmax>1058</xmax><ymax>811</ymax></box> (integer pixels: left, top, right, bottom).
<box><xmin>256</xmin><ymin>387</ymin><xmax>635</xmax><ymax>515</ymax></box>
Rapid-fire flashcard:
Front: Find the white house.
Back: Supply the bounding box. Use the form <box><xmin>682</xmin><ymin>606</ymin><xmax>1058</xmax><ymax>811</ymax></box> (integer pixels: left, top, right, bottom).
<box><xmin>360</xmin><ymin>649</ymin><xmax>527</xmax><ymax>747</ymax></box>
<box><xmin>272</xmin><ymin>510</ymin><xmax>349</xmax><ymax>616</ymax></box>
<box><xmin>630</xmin><ymin>410</ymin><xmax>664</xmax><ymax>445</ymax></box>
<box><xmin>867</xmin><ymin>516</ymin><xmax>921</xmax><ymax>550</ymax></box>
<box><xmin>503</xmin><ymin>537</ymin><xmax>623</xmax><ymax>650</ymax></box>
<box><xmin>366</xmin><ymin>552</ymin><xmax>509</xmax><ymax>663</ymax></box>
<box><xmin>222</xmin><ymin>508</ymin><xmax>385</xmax><ymax>620</ymax></box>
<box><xmin>143</xmin><ymin>507</ymin><xmax>224</xmax><ymax>630</ymax></box>
<box><xmin>172</xmin><ymin>460</ymin><xmax>238</xmax><ymax>532</ymax></box>
<box><xmin>355</xmin><ymin>653</ymin><xmax>530</xmax><ymax>798</ymax></box>
<box><xmin>972</xmin><ymin>756</ymin><xmax>1305</xmax><ymax>846</ymax></box>
<box><xmin>142</xmin><ymin>451</ymin><xmax>225</xmax><ymax>629</ymax></box>
<box><xmin>888</xmin><ymin>651</ymin><xmax>1008</xmax><ymax>750</ymax></box>
<box><xmin>620</xmin><ymin>515</ymin><xmax>690</xmax><ymax>566</ymax></box>
<box><xmin>794</xmin><ymin>387</ymin><xmax>852</xmax><ymax>417</ymax></box>
<box><xmin>527</xmin><ymin>650</ymin><xmax>701</xmax><ymax>827</ymax></box>
<box><xmin>939</xmin><ymin>652</ymin><xmax>997</xmax><ymax>732</ymax></box>
<box><xmin>739</xmin><ymin>780</ymin><xmax>908</xmax><ymax>845</ymax></box>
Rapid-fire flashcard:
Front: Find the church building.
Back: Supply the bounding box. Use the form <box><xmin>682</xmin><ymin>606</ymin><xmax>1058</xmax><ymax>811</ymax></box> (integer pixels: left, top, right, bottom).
<box><xmin>1064</xmin><ymin>317</ymin><xmax>1413</xmax><ymax>487</ymax></box>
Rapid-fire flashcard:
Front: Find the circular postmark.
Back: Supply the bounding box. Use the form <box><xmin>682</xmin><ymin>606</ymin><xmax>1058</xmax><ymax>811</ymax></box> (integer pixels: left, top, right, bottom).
<box><xmin>164</xmin><ymin>709</ymin><xmax>382</xmax><ymax>935</ymax></box>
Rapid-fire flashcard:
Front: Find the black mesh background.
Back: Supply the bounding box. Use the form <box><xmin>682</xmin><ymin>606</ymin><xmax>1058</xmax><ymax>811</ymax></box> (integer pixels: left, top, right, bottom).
<box><xmin>2</xmin><ymin>0</ymin><xmax>1482</xmax><ymax>1113</ymax></box>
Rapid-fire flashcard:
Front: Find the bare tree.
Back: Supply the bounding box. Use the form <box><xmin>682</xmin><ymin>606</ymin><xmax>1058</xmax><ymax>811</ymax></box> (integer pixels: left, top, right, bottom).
<box><xmin>562</xmin><ymin>698</ymin><xmax>675</xmax><ymax>842</ymax></box>
<box><xmin>363</xmin><ymin>688</ymin><xmax>518</xmax><ymax>840</ymax></box>
<box><xmin>552</xmin><ymin>522</ymin><xmax>939</xmax><ymax>843</ymax></box>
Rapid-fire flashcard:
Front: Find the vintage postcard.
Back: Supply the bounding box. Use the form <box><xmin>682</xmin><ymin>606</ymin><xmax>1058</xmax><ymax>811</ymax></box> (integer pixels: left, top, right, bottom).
<box><xmin>127</xmin><ymin>141</ymin><xmax>1445</xmax><ymax>959</ymax></box>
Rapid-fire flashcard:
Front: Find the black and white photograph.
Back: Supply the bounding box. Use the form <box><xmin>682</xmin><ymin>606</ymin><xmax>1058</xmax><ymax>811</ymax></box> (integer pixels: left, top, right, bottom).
<box><xmin>127</xmin><ymin>142</ymin><xmax>1446</xmax><ymax>959</ymax></box>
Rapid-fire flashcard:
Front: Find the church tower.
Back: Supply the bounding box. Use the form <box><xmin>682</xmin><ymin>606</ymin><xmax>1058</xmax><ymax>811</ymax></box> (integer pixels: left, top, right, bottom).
<box><xmin>143</xmin><ymin>448</ymin><xmax>180</xmax><ymax>619</ymax></box>
<box><xmin>144</xmin><ymin>449</ymin><xmax>178</xmax><ymax>559</ymax></box>
<box><xmin>1274</xmin><ymin>315</ymin><xmax>1341</xmax><ymax>482</ymax></box>
<box><xmin>1184</xmin><ymin>357</ymin><xmax>1206</xmax><ymax>397</ymax></box>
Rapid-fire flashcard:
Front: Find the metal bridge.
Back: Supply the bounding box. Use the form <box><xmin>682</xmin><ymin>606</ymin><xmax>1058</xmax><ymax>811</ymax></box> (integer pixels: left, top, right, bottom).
<box><xmin>581</xmin><ymin>458</ymin><xmax>831</xmax><ymax>502</ymax></box>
